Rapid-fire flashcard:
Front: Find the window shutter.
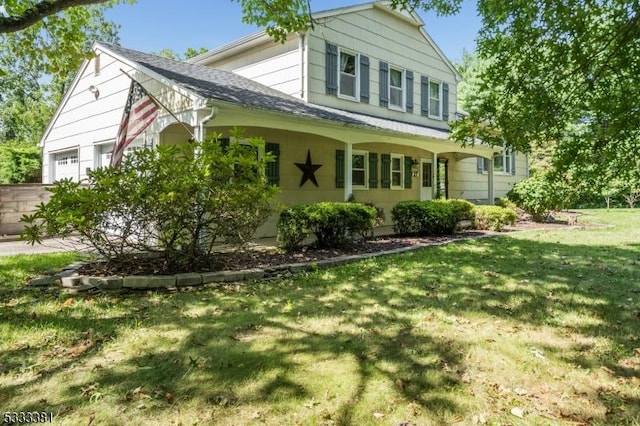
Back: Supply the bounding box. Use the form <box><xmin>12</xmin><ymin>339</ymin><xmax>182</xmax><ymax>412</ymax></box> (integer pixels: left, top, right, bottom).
<box><xmin>442</xmin><ymin>83</ymin><xmax>449</xmax><ymax>121</ymax></box>
<box><xmin>381</xmin><ymin>154</ymin><xmax>391</xmax><ymax>188</ymax></box>
<box><xmin>265</xmin><ymin>142</ymin><xmax>280</xmax><ymax>186</ymax></box>
<box><xmin>511</xmin><ymin>151</ymin><xmax>517</xmax><ymax>175</ymax></box>
<box><xmin>420</xmin><ymin>76</ymin><xmax>429</xmax><ymax>116</ymax></box>
<box><xmin>360</xmin><ymin>55</ymin><xmax>370</xmax><ymax>103</ymax></box>
<box><xmin>406</xmin><ymin>71</ymin><xmax>414</xmax><ymax>113</ymax></box>
<box><xmin>404</xmin><ymin>156</ymin><xmax>413</xmax><ymax>189</ymax></box>
<box><xmin>368</xmin><ymin>152</ymin><xmax>378</xmax><ymax>188</ymax></box>
<box><xmin>336</xmin><ymin>149</ymin><xmax>345</xmax><ymax>188</ymax></box>
<box><xmin>379</xmin><ymin>61</ymin><xmax>389</xmax><ymax>107</ymax></box>
<box><xmin>477</xmin><ymin>157</ymin><xmax>484</xmax><ymax>173</ymax></box>
<box><xmin>326</xmin><ymin>42</ymin><xmax>338</xmax><ymax>95</ymax></box>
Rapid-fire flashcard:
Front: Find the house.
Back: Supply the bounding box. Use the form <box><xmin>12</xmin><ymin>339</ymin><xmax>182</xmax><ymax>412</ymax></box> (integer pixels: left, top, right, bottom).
<box><xmin>39</xmin><ymin>1</ymin><xmax>528</xmax><ymax>237</ymax></box>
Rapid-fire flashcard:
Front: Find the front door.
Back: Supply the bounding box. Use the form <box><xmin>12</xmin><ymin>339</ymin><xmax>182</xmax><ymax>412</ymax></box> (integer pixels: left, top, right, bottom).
<box><xmin>419</xmin><ymin>158</ymin><xmax>433</xmax><ymax>201</ymax></box>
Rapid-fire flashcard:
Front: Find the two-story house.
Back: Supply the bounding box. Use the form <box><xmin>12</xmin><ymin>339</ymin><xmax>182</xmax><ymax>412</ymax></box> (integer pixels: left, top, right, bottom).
<box><xmin>39</xmin><ymin>1</ymin><xmax>528</xmax><ymax>237</ymax></box>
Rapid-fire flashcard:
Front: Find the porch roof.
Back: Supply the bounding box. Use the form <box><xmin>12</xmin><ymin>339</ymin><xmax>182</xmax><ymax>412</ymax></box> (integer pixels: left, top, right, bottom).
<box><xmin>101</xmin><ymin>43</ymin><xmax>452</xmax><ymax>142</ymax></box>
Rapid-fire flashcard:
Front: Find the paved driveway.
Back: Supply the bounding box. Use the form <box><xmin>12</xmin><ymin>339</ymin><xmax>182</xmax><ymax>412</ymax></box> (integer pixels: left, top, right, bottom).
<box><xmin>0</xmin><ymin>238</ymin><xmax>88</xmax><ymax>257</ymax></box>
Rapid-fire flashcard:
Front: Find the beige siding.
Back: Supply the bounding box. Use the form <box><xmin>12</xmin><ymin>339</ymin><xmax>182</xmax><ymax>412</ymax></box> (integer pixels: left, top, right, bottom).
<box><xmin>200</xmin><ymin>38</ymin><xmax>302</xmax><ymax>97</ymax></box>
<box><xmin>307</xmin><ymin>6</ymin><xmax>457</xmax><ymax>129</ymax></box>
<box><xmin>449</xmin><ymin>154</ymin><xmax>529</xmax><ymax>202</ymax></box>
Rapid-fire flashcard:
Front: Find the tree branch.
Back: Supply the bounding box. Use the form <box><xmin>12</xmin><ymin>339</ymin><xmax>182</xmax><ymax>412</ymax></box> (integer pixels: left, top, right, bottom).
<box><xmin>0</xmin><ymin>0</ymin><xmax>110</xmax><ymax>33</ymax></box>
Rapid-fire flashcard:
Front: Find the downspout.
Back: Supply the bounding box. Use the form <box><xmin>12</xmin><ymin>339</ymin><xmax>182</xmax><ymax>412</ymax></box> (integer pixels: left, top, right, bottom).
<box><xmin>198</xmin><ymin>105</ymin><xmax>217</xmax><ymax>142</ymax></box>
<box><xmin>298</xmin><ymin>31</ymin><xmax>307</xmax><ymax>100</ymax></box>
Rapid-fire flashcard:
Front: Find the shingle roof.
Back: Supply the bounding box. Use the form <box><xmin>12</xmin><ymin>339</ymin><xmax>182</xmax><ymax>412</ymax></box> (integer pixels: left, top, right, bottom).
<box><xmin>100</xmin><ymin>42</ymin><xmax>451</xmax><ymax>141</ymax></box>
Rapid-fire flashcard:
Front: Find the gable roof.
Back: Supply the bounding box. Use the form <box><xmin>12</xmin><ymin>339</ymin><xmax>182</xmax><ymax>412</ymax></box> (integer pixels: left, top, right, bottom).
<box><xmin>99</xmin><ymin>42</ymin><xmax>452</xmax><ymax>141</ymax></box>
<box><xmin>189</xmin><ymin>1</ymin><xmax>460</xmax><ymax>80</ymax></box>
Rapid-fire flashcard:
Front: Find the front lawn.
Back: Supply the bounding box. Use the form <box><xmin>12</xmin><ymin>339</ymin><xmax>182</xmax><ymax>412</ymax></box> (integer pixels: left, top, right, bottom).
<box><xmin>1</xmin><ymin>210</ymin><xmax>639</xmax><ymax>425</ymax></box>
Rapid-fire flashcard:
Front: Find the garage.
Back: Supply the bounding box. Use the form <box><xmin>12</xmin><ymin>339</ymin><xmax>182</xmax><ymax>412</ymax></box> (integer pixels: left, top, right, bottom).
<box><xmin>52</xmin><ymin>150</ymin><xmax>79</xmax><ymax>181</ymax></box>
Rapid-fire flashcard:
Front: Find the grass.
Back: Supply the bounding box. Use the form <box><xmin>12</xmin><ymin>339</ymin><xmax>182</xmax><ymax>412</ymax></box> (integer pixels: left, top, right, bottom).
<box><xmin>1</xmin><ymin>209</ymin><xmax>639</xmax><ymax>425</ymax></box>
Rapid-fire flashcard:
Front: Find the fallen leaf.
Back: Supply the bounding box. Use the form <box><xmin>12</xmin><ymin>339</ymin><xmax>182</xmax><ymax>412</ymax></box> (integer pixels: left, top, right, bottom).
<box><xmin>373</xmin><ymin>412</ymin><xmax>385</xmax><ymax>420</ymax></box>
<box><xmin>251</xmin><ymin>411</ymin><xmax>261</xmax><ymax>420</ymax></box>
<box><xmin>461</xmin><ymin>372</ymin><xmax>472</xmax><ymax>383</ymax></box>
<box><xmin>63</xmin><ymin>298</ymin><xmax>74</xmax><ymax>307</ymax></box>
<box><xmin>510</xmin><ymin>407</ymin><xmax>524</xmax><ymax>418</ymax></box>
<box><xmin>448</xmin><ymin>415</ymin><xmax>464</xmax><ymax>423</ymax></box>
<box><xmin>165</xmin><ymin>392</ymin><xmax>174</xmax><ymax>403</ymax></box>
<box><xmin>395</xmin><ymin>378</ymin><xmax>405</xmax><ymax>390</ymax></box>
<box><xmin>483</xmin><ymin>270</ymin><xmax>499</xmax><ymax>277</ymax></box>
<box><xmin>87</xmin><ymin>412</ymin><xmax>96</xmax><ymax>426</ymax></box>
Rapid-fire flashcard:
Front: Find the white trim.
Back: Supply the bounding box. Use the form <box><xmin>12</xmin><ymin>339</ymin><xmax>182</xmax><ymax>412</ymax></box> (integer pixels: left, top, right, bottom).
<box><xmin>352</xmin><ymin>149</ymin><xmax>369</xmax><ymax>190</ymax></box>
<box><xmin>428</xmin><ymin>79</ymin><xmax>442</xmax><ymax>120</ymax></box>
<box><xmin>388</xmin><ymin>66</ymin><xmax>405</xmax><ymax>112</ymax></box>
<box><xmin>390</xmin><ymin>153</ymin><xmax>404</xmax><ymax>190</ymax></box>
<box><xmin>337</xmin><ymin>47</ymin><xmax>360</xmax><ymax>102</ymax></box>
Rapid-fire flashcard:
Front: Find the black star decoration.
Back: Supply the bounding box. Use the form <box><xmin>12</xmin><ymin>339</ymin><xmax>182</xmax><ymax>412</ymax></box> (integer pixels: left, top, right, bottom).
<box><xmin>295</xmin><ymin>149</ymin><xmax>322</xmax><ymax>187</ymax></box>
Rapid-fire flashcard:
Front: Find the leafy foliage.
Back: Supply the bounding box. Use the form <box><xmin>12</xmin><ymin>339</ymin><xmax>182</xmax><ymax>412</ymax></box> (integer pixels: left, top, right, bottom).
<box><xmin>0</xmin><ymin>142</ymin><xmax>41</xmax><ymax>183</ymax></box>
<box><xmin>277</xmin><ymin>202</ymin><xmax>376</xmax><ymax>251</ymax></box>
<box><xmin>21</xmin><ymin>130</ymin><xmax>278</xmax><ymax>270</ymax></box>
<box><xmin>391</xmin><ymin>200</ymin><xmax>458</xmax><ymax>236</ymax></box>
<box><xmin>472</xmin><ymin>205</ymin><xmax>516</xmax><ymax>231</ymax></box>
<box><xmin>507</xmin><ymin>173</ymin><xmax>571</xmax><ymax>222</ymax></box>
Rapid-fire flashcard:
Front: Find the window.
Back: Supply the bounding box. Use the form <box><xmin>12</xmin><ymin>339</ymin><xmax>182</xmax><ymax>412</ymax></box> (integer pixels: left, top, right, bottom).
<box><xmin>391</xmin><ymin>154</ymin><xmax>404</xmax><ymax>189</ymax></box>
<box><xmin>352</xmin><ymin>150</ymin><xmax>368</xmax><ymax>188</ymax></box>
<box><xmin>389</xmin><ymin>67</ymin><xmax>404</xmax><ymax>109</ymax></box>
<box><xmin>494</xmin><ymin>150</ymin><xmax>513</xmax><ymax>174</ymax></box>
<box><xmin>69</xmin><ymin>154</ymin><xmax>79</xmax><ymax>164</ymax></box>
<box><xmin>429</xmin><ymin>81</ymin><xmax>441</xmax><ymax>118</ymax></box>
<box><xmin>56</xmin><ymin>156</ymin><xmax>68</xmax><ymax>166</ymax></box>
<box><xmin>339</xmin><ymin>49</ymin><xmax>358</xmax><ymax>100</ymax></box>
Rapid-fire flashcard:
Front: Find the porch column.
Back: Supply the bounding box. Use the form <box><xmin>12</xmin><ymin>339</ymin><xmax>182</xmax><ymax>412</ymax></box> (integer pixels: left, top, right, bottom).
<box><xmin>487</xmin><ymin>157</ymin><xmax>495</xmax><ymax>205</ymax></box>
<box><xmin>432</xmin><ymin>151</ymin><xmax>438</xmax><ymax>199</ymax></box>
<box><xmin>345</xmin><ymin>143</ymin><xmax>353</xmax><ymax>200</ymax></box>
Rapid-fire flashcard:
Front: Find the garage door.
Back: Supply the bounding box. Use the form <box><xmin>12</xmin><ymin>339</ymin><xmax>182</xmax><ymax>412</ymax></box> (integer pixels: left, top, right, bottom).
<box><xmin>53</xmin><ymin>150</ymin><xmax>79</xmax><ymax>181</ymax></box>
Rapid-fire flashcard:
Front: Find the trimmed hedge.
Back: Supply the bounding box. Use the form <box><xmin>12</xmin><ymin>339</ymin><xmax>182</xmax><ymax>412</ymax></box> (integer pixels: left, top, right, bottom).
<box><xmin>391</xmin><ymin>200</ymin><xmax>458</xmax><ymax>236</ymax></box>
<box><xmin>278</xmin><ymin>202</ymin><xmax>376</xmax><ymax>251</ymax></box>
<box><xmin>442</xmin><ymin>199</ymin><xmax>476</xmax><ymax>221</ymax></box>
<box><xmin>473</xmin><ymin>205</ymin><xmax>517</xmax><ymax>231</ymax></box>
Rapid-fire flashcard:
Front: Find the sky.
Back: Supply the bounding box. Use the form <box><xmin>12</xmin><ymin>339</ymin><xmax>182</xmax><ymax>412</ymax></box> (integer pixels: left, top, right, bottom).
<box><xmin>104</xmin><ymin>0</ymin><xmax>481</xmax><ymax>63</ymax></box>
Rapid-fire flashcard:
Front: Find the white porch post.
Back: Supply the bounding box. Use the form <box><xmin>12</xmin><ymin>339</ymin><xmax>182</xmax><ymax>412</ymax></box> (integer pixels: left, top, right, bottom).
<box><xmin>431</xmin><ymin>151</ymin><xmax>438</xmax><ymax>199</ymax></box>
<box><xmin>488</xmin><ymin>157</ymin><xmax>495</xmax><ymax>205</ymax></box>
<box><xmin>345</xmin><ymin>142</ymin><xmax>353</xmax><ymax>200</ymax></box>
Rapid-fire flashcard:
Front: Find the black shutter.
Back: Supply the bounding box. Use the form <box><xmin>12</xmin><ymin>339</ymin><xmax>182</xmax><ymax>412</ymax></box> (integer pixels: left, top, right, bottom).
<box><xmin>442</xmin><ymin>82</ymin><xmax>449</xmax><ymax>121</ymax></box>
<box><xmin>406</xmin><ymin>71</ymin><xmax>414</xmax><ymax>113</ymax></box>
<box><xmin>404</xmin><ymin>156</ymin><xmax>413</xmax><ymax>189</ymax></box>
<box><xmin>360</xmin><ymin>55</ymin><xmax>370</xmax><ymax>103</ymax></box>
<box><xmin>379</xmin><ymin>61</ymin><xmax>389</xmax><ymax>107</ymax></box>
<box><xmin>326</xmin><ymin>42</ymin><xmax>338</xmax><ymax>95</ymax></box>
<box><xmin>265</xmin><ymin>142</ymin><xmax>280</xmax><ymax>186</ymax></box>
<box><xmin>368</xmin><ymin>152</ymin><xmax>378</xmax><ymax>188</ymax></box>
<box><xmin>336</xmin><ymin>149</ymin><xmax>345</xmax><ymax>188</ymax></box>
<box><xmin>420</xmin><ymin>76</ymin><xmax>429</xmax><ymax>116</ymax></box>
<box><xmin>381</xmin><ymin>154</ymin><xmax>391</xmax><ymax>188</ymax></box>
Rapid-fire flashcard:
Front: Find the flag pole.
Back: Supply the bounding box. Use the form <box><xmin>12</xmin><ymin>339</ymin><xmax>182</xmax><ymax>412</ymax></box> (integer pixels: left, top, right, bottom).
<box><xmin>120</xmin><ymin>68</ymin><xmax>196</xmax><ymax>141</ymax></box>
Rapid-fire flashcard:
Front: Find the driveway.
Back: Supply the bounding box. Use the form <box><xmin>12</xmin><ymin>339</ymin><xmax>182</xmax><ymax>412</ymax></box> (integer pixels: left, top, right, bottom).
<box><xmin>0</xmin><ymin>237</ymin><xmax>88</xmax><ymax>257</ymax></box>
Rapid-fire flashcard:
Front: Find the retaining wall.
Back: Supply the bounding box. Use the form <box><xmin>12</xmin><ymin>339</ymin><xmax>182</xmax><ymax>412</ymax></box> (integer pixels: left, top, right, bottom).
<box><xmin>0</xmin><ymin>184</ymin><xmax>52</xmax><ymax>236</ymax></box>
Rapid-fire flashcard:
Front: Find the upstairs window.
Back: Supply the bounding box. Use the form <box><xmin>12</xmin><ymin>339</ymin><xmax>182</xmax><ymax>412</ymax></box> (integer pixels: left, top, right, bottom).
<box><xmin>389</xmin><ymin>67</ymin><xmax>404</xmax><ymax>110</ymax></box>
<box><xmin>339</xmin><ymin>49</ymin><xmax>358</xmax><ymax>100</ymax></box>
<box><xmin>429</xmin><ymin>81</ymin><xmax>441</xmax><ymax>118</ymax></box>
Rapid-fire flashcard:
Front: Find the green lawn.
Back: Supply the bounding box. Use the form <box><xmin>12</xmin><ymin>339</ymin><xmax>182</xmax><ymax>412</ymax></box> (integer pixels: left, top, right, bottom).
<box><xmin>1</xmin><ymin>210</ymin><xmax>639</xmax><ymax>425</ymax></box>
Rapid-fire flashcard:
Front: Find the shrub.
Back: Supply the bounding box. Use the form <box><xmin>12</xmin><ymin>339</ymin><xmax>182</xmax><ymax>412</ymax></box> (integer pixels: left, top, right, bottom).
<box><xmin>391</xmin><ymin>200</ymin><xmax>458</xmax><ymax>236</ymax></box>
<box><xmin>278</xmin><ymin>202</ymin><xmax>376</xmax><ymax>251</ymax></box>
<box><xmin>442</xmin><ymin>199</ymin><xmax>476</xmax><ymax>221</ymax></box>
<box><xmin>473</xmin><ymin>205</ymin><xmax>517</xmax><ymax>231</ymax></box>
<box><xmin>21</xmin><ymin>129</ymin><xmax>278</xmax><ymax>271</ymax></box>
<box><xmin>495</xmin><ymin>197</ymin><xmax>517</xmax><ymax>211</ymax></box>
<box><xmin>0</xmin><ymin>141</ymin><xmax>41</xmax><ymax>183</ymax></box>
<box><xmin>507</xmin><ymin>173</ymin><xmax>568</xmax><ymax>221</ymax></box>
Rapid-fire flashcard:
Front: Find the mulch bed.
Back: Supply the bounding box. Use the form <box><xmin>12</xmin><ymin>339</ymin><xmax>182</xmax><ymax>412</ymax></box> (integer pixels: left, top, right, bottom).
<box><xmin>78</xmin><ymin>214</ymin><xmax>585</xmax><ymax>277</ymax></box>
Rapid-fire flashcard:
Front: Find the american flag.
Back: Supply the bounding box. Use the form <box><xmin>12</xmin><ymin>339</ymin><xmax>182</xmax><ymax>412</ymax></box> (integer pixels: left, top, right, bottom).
<box><xmin>110</xmin><ymin>80</ymin><xmax>159</xmax><ymax>166</ymax></box>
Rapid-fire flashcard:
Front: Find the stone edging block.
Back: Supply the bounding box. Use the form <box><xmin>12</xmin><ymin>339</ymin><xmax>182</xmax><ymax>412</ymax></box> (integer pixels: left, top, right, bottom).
<box><xmin>123</xmin><ymin>275</ymin><xmax>176</xmax><ymax>289</ymax></box>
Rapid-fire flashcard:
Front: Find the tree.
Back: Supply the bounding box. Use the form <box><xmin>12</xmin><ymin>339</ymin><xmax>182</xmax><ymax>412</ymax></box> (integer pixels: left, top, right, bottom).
<box><xmin>153</xmin><ymin>47</ymin><xmax>209</xmax><ymax>61</ymax></box>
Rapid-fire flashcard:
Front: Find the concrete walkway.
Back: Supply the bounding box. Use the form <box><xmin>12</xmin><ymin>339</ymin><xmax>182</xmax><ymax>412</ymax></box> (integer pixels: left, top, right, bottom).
<box><xmin>0</xmin><ymin>237</ymin><xmax>89</xmax><ymax>257</ymax></box>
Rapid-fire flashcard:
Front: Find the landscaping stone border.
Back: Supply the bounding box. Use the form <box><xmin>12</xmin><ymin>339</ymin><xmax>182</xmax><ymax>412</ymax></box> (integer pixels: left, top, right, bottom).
<box><xmin>26</xmin><ymin>234</ymin><xmax>496</xmax><ymax>294</ymax></box>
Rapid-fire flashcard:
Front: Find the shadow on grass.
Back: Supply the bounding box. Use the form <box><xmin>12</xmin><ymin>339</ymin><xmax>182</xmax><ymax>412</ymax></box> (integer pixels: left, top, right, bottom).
<box><xmin>2</xmin><ymin>231</ymin><xmax>639</xmax><ymax>423</ymax></box>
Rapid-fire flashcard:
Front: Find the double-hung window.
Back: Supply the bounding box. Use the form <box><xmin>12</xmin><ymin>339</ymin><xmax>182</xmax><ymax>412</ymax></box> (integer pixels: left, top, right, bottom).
<box><xmin>339</xmin><ymin>49</ymin><xmax>358</xmax><ymax>100</ymax></box>
<box><xmin>352</xmin><ymin>150</ymin><xmax>368</xmax><ymax>189</ymax></box>
<box><xmin>391</xmin><ymin>153</ymin><xmax>404</xmax><ymax>189</ymax></box>
<box><xmin>429</xmin><ymin>81</ymin><xmax>441</xmax><ymax>119</ymax></box>
<box><xmin>389</xmin><ymin>67</ymin><xmax>404</xmax><ymax>110</ymax></box>
<box><xmin>494</xmin><ymin>150</ymin><xmax>513</xmax><ymax>174</ymax></box>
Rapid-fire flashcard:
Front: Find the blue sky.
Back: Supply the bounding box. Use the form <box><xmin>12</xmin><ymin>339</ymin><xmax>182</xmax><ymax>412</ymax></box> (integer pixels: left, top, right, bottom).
<box><xmin>104</xmin><ymin>0</ymin><xmax>480</xmax><ymax>63</ymax></box>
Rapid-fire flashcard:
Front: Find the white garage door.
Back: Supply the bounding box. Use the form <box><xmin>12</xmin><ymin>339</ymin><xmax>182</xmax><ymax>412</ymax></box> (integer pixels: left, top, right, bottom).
<box><xmin>53</xmin><ymin>150</ymin><xmax>79</xmax><ymax>181</ymax></box>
